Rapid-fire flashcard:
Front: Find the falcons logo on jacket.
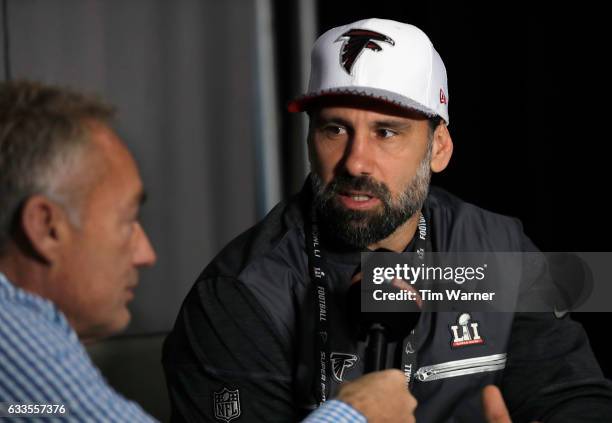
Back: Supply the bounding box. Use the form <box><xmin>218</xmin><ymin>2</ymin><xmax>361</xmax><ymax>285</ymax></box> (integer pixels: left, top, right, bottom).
<box><xmin>335</xmin><ymin>29</ymin><xmax>395</xmax><ymax>75</ymax></box>
<box><xmin>330</xmin><ymin>352</ymin><xmax>359</xmax><ymax>382</ymax></box>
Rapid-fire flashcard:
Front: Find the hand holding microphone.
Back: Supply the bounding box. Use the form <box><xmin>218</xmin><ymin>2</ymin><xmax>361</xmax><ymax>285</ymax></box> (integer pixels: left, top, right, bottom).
<box><xmin>337</xmin><ymin>254</ymin><xmax>421</xmax><ymax>422</ymax></box>
<box><xmin>347</xmin><ymin>249</ymin><xmax>423</xmax><ymax>372</ymax></box>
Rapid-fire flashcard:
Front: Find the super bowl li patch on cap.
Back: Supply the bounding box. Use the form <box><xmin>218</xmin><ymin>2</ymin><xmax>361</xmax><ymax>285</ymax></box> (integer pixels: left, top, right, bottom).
<box><xmin>214</xmin><ymin>387</ymin><xmax>241</xmax><ymax>422</ymax></box>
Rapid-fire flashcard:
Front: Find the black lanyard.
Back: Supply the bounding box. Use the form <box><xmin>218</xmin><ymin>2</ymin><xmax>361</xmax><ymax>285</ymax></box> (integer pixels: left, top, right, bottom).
<box><xmin>401</xmin><ymin>210</ymin><xmax>431</xmax><ymax>391</ymax></box>
<box><xmin>305</xmin><ymin>200</ymin><xmax>432</xmax><ymax>405</ymax></box>
<box><xmin>305</xmin><ymin>202</ymin><xmax>331</xmax><ymax>405</ymax></box>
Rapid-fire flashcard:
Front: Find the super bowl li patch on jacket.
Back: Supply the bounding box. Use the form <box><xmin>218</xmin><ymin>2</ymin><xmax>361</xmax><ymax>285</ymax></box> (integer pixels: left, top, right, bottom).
<box><xmin>449</xmin><ymin>313</ymin><xmax>485</xmax><ymax>348</ymax></box>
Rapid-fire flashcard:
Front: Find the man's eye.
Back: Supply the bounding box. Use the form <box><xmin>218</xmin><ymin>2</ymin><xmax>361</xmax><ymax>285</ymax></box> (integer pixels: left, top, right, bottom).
<box><xmin>377</xmin><ymin>128</ymin><xmax>397</xmax><ymax>139</ymax></box>
<box><xmin>323</xmin><ymin>125</ymin><xmax>347</xmax><ymax>137</ymax></box>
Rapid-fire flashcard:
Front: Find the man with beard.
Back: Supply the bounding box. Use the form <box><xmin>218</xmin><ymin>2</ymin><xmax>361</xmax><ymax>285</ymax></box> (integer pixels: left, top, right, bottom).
<box><xmin>163</xmin><ymin>19</ymin><xmax>612</xmax><ymax>422</ymax></box>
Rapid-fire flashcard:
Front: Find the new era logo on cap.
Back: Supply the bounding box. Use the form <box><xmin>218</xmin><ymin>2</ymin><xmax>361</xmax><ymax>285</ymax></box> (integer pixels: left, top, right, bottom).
<box><xmin>288</xmin><ymin>18</ymin><xmax>450</xmax><ymax>124</ymax></box>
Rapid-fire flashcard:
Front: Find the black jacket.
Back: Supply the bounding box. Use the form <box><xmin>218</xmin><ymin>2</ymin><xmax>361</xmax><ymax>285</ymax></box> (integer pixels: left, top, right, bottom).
<box><xmin>163</xmin><ymin>184</ymin><xmax>612</xmax><ymax>422</ymax></box>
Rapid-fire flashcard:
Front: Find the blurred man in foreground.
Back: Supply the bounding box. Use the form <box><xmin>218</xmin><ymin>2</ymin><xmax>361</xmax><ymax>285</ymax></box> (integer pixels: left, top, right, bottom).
<box><xmin>0</xmin><ymin>80</ymin><xmax>420</xmax><ymax>422</ymax></box>
<box><xmin>0</xmin><ymin>80</ymin><xmax>158</xmax><ymax>421</ymax></box>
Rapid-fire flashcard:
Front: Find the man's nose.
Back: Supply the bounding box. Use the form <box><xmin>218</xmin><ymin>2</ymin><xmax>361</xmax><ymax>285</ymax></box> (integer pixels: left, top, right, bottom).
<box><xmin>133</xmin><ymin>223</ymin><xmax>157</xmax><ymax>267</ymax></box>
<box><xmin>342</xmin><ymin>131</ymin><xmax>374</xmax><ymax>176</ymax></box>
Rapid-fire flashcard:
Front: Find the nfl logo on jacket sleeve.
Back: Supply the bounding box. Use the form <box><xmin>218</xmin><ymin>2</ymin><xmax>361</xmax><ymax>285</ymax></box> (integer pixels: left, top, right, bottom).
<box><xmin>214</xmin><ymin>388</ymin><xmax>241</xmax><ymax>422</ymax></box>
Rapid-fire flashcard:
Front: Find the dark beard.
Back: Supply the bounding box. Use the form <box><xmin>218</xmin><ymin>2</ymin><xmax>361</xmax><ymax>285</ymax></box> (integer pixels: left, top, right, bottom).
<box><xmin>311</xmin><ymin>154</ymin><xmax>431</xmax><ymax>249</ymax></box>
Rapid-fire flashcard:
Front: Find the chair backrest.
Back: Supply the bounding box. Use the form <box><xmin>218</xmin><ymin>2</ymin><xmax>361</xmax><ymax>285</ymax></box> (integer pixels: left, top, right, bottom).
<box><xmin>87</xmin><ymin>332</ymin><xmax>170</xmax><ymax>422</ymax></box>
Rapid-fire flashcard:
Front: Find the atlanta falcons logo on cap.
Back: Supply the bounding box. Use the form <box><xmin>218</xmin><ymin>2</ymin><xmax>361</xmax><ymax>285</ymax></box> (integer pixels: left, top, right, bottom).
<box><xmin>330</xmin><ymin>352</ymin><xmax>359</xmax><ymax>382</ymax></box>
<box><xmin>335</xmin><ymin>29</ymin><xmax>395</xmax><ymax>75</ymax></box>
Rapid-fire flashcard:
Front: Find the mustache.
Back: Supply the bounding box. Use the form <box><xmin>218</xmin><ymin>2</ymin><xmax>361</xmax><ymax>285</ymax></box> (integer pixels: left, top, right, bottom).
<box><xmin>322</xmin><ymin>174</ymin><xmax>391</xmax><ymax>202</ymax></box>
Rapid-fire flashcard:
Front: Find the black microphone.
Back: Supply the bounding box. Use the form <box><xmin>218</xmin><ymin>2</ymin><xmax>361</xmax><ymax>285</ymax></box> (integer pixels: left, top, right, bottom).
<box><xmin>348</xmin><ymin>249</ymin><xmax>421</xmax><ymax>372</ymax></box>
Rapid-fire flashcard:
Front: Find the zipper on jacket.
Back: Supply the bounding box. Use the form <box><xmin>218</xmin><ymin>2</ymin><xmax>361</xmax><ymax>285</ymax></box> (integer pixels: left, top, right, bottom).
<box><xmin>415</xmin><ymin>353</ymin><xmax>507</xmax><ymax>382</ymax></box>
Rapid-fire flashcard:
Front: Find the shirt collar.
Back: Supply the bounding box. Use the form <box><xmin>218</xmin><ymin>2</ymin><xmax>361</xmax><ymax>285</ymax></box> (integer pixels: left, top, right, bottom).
<box><xmin>0</xmin><ymin>271</ymin><xmax>14</xmax><ymax>292</ymax></box>
<box><xmin>0</xmin><ymin>271</ymin><xmax>74</xmax><ymax>336</ymax></box>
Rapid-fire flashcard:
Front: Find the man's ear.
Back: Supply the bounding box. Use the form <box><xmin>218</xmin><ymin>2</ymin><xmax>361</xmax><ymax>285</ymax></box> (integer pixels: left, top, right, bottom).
<box><xmin>19</xmin><ymin>195</ymin><xmax>72</xmax><ymax>263</ymax></box>
<box><xmin>430</xmin><ymin>123</ymin><xmax>453</xmax><ymax>173</ymax></box>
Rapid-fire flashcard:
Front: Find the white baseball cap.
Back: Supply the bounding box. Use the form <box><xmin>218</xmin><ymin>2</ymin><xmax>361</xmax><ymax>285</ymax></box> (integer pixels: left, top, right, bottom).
<box><xmin>288</xmin><ymin>18</ymin><xmax>449</xmax><ymax>124</ymax></box>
